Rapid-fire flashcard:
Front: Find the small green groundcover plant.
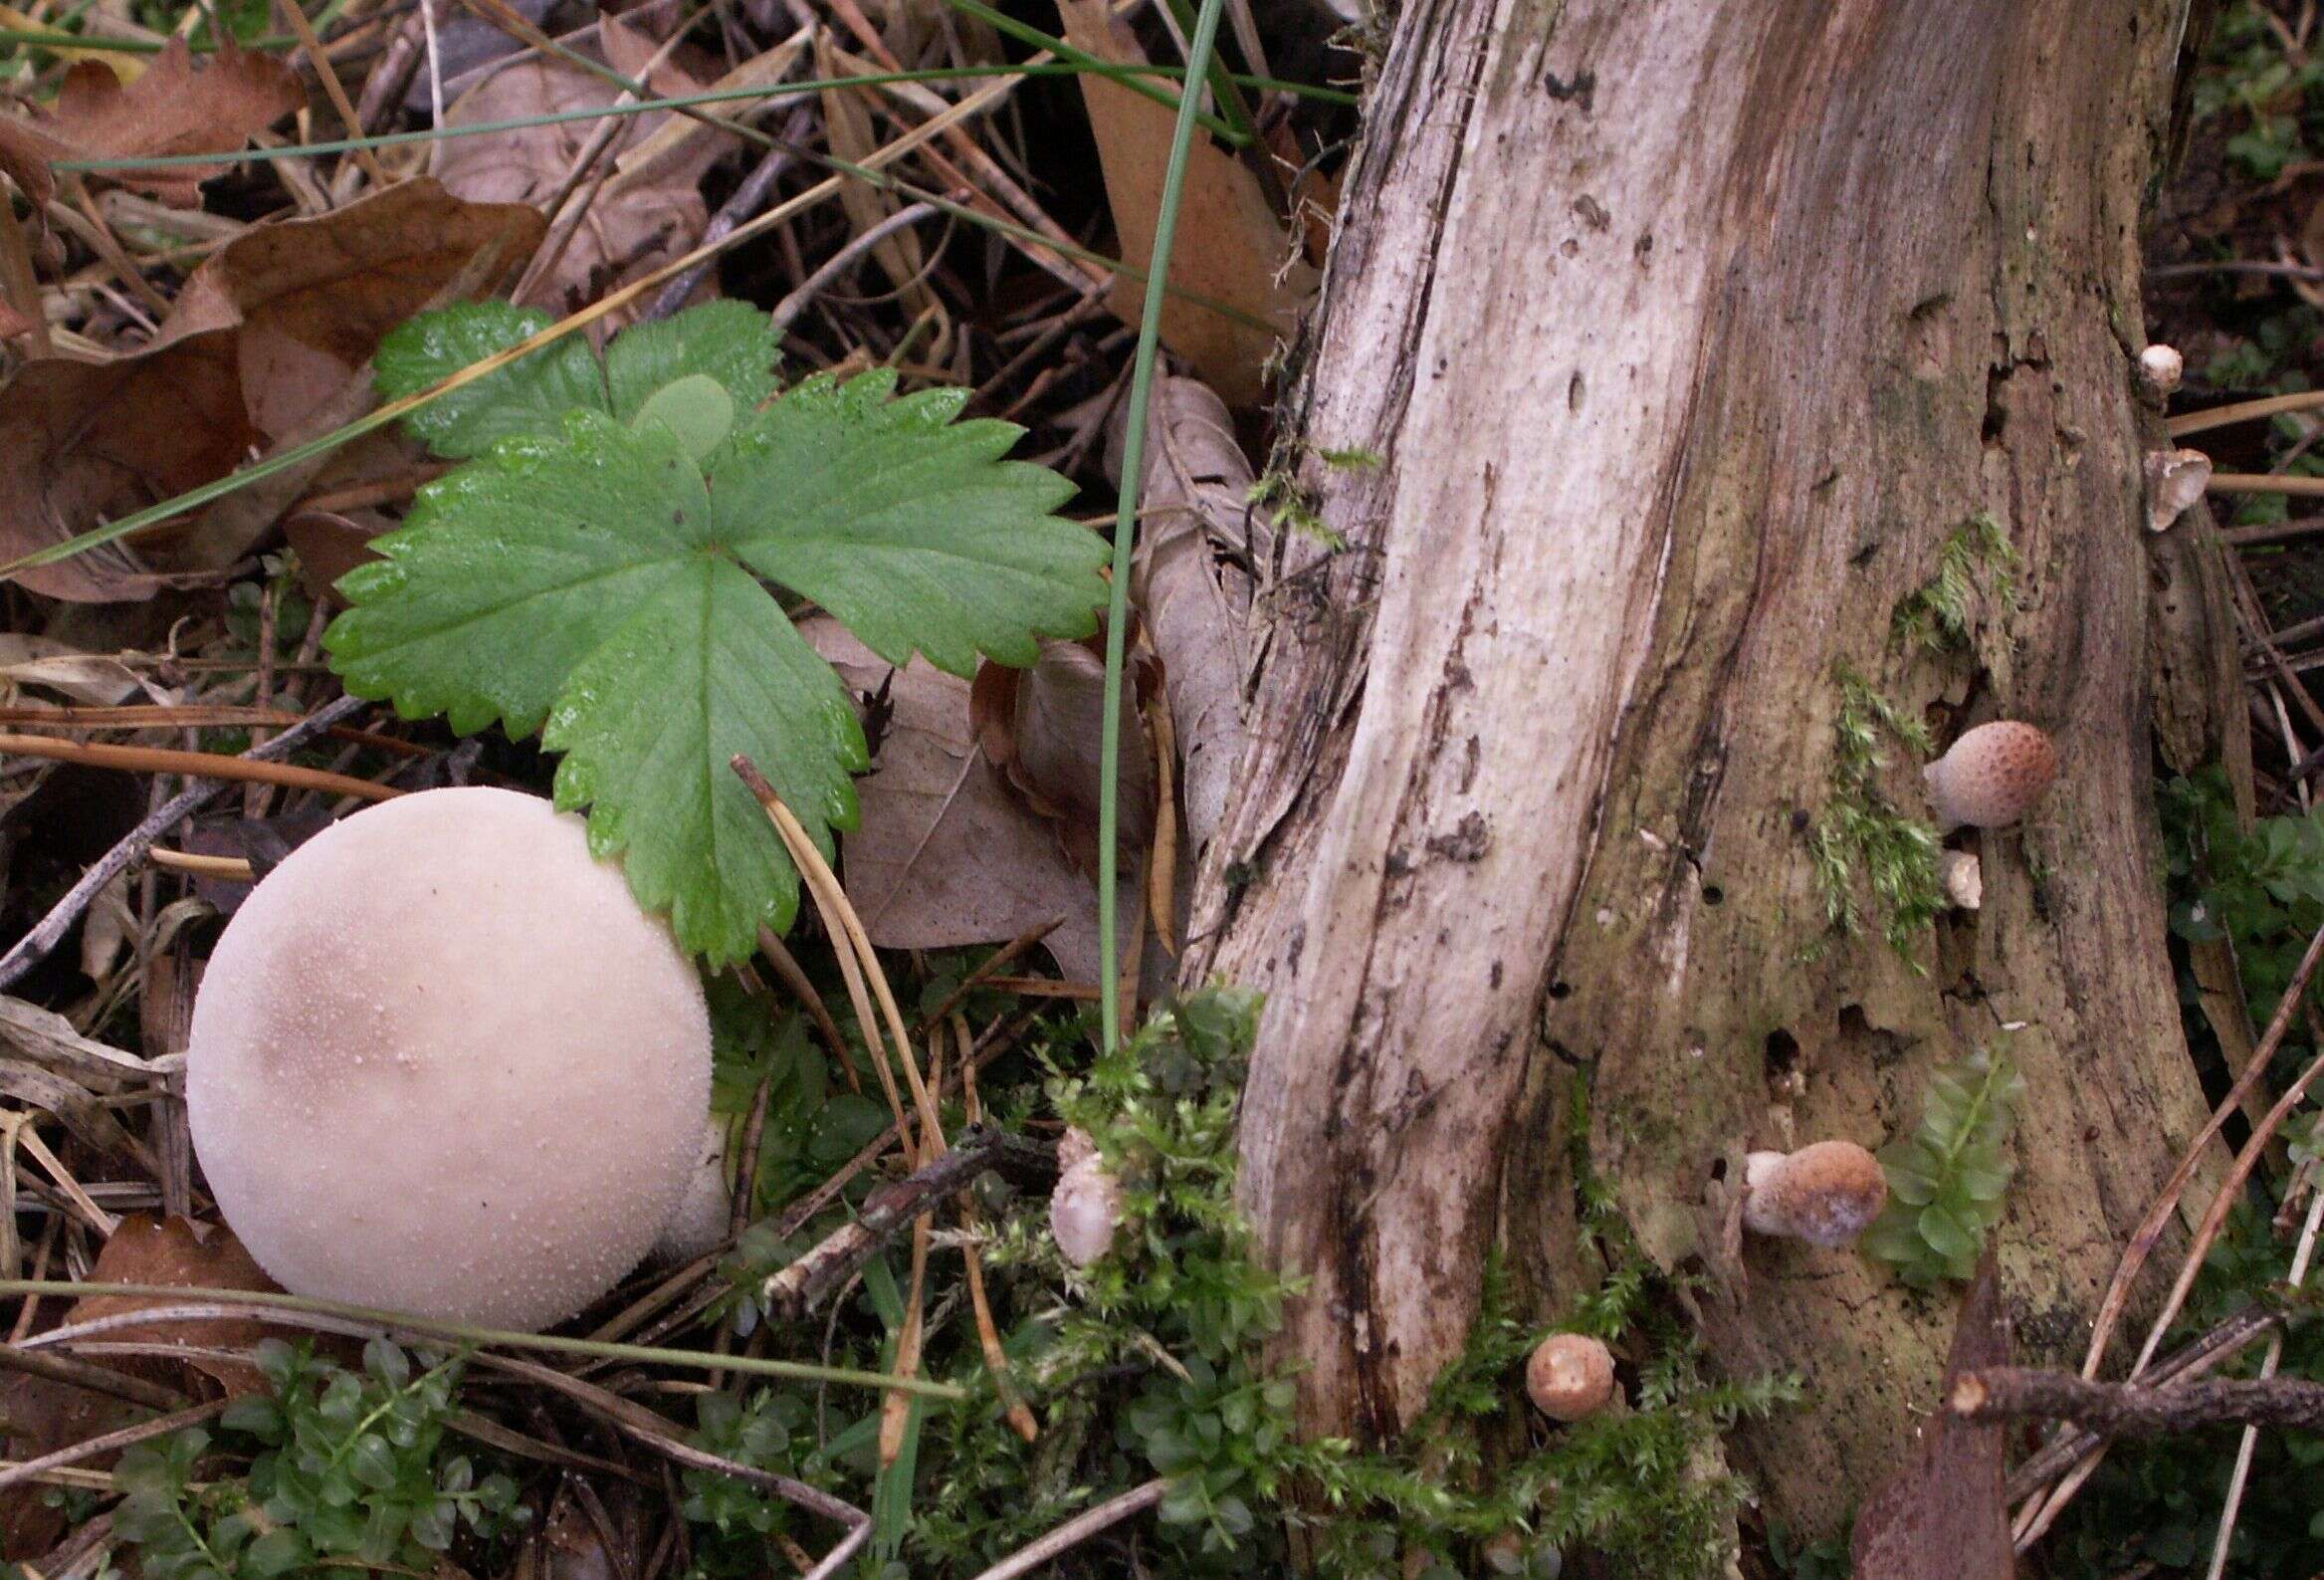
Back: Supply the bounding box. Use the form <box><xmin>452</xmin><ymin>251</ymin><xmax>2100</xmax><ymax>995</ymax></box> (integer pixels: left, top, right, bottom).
<box><xmin>99</xmin><ymin>1336</ymin><xmax>523</xmax><ymax>1580</ymax></box>
<box><xmin>85</xmin><ymin>992</ymin><xmax>1795</xmax><ymax>1580</ymax></box>
<box><xmin>324</xmin><ymin>301</ymin><xmax>1109</xmax><ymax>964</ymax></box>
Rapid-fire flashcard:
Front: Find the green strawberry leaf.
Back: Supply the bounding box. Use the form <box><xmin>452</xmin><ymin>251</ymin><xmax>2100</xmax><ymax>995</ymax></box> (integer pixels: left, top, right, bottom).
<box><xmin>603</xmin><ymin>300</ymin><xmax>777</xmax><ymax>419</ymax></box>
<box><xmin>330</xmin><ymin>316</ymin><xmax>1104</xmax><ymax>963</ymax></box>
<box><xmin>374</xmin><ymin>302</ymin><xmax>608</xmax><ymax>459</ymax></box>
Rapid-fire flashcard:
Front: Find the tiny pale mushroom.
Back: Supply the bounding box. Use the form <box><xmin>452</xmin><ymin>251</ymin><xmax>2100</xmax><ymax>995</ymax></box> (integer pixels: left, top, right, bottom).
<box><xmin>186</xmin><ymin>787</ymin><xmax>713</xmax><ymax>1332</ymax></box>
<box><xmin>1940</xmin><ymin>849</ymin><xmax>1982</xmax><ymax>911</ymax></box>
<box><xmin>1050</xmin><ymin>1151</ymin><xmax>1122</xmax><ymax>1266</ymax></box>
<box><xmin>2143</xmin><ymin>447</ymin><xmax>2211</xmax><ymax>534</ymax></box>
<box><xmin>2138</xmin><ymin>342</ymin><xmax>2183</xmax><ymax>398</ymax></box>
<box><xmin>1525</xmin><ymin>1332</ymin><xmax>1615</xmax><ymax>1422</ymax></box>
<box><xmin>1742</xmin><ymin>1140</ymin><xmax>1889</xmax><ymax>1248</ymax></box>
<box><xmin>1923</xmin><ymin>720</ymin><xmax>2058</xmax><ymax>832</ymax></box>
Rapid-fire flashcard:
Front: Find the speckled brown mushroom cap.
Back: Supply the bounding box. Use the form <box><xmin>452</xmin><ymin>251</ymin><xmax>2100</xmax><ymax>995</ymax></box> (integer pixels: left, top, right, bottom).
<box><xmin>1923</xmin><ymin>720</ymin><xmax>2058</xmax><ymax>831</ymax></box>
<box><xmin>187</xmin><ymin>787</ymin><xmax>712</xmax><ymax>1332</ymax></box>
<box><xmin>1525</xmin><ymin>1332</ymin><xmax>1615</xmax><ymax>1422</ymax></box>
<box><xmin>1743</xmin><ymin>1141</ymin><xmax>1889</xmax><ymax>1247</ymax></box>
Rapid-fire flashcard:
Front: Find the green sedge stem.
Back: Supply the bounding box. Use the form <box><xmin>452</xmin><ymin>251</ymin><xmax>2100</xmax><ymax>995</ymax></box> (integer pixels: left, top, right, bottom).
<box><xmin>937</xmin><ymin>0</ymin><xmax>1247</xmax><ymax>143</ymax></box>
<box><xmin>0</xmin><ymin>1279</ymin><xmax>966</xmax><ymax>1399</ymax></box>
<box><xmin>1099</xmin><ymin>0</ymin><xmax>1229</xmax><ymax>1054</ymax></box>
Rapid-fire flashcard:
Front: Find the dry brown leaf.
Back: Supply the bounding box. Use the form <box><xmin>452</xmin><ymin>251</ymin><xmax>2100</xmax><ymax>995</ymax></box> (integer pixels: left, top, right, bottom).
<box><xmin>1112</xmin><ymin>375</ymin><xmax>1261</xmax><ymax>859</ymax></box>
<box><xmin>816</xmin><ymin>32</ymin><xmax>934</xmax><ymax>319</ymax></box>
<box><xmin>437</xmin><ymin>14</ymin><xmax>728</xmax><ymax>327</ymax></box>
<box><xmin>1851</xmin><ymin>1254</ymin><xmax>2016</xmax><ymax>1580</ymax></box>
<box><xmin>804</xmin><ymin>617</ymin><xmax>1159</xmax><ymax>988</ymax></box>
<box><xmin>0</xmin><ymin>38</ymin><xmax>303</xmax><ymax>209</ymax></box>
<box><xmin>1</xmin><ymin>1365</ymin><xmax>141</xmax><ymax>1556</ymax></box>
<box><xmin>1056</xmin><ymin>0</ymin><xmax>1315</xmax><ymax>408</ymax></box>
<box><xmin>0</xmin><ymin>325</ymin><xmax>255</xmax><ymax>601</ymax></box>
<box><xmin>168</xmin><ymin>176</ymin><xmax>547</xmax><ymax>441</ymax></box>
<box><xmin>70</xmin><ymin>1214</ymin><xmax>292</xmax><ymax>1399</ymax></box>
<box><xmin>968</xmin><ymin>630</ymin><xmax>1157</xmax><ymax>878</ymax></box>
<box><xmin>0</xmin><ymin>179</ymin><xmax>539</xmax><ymax>602</ymax></box>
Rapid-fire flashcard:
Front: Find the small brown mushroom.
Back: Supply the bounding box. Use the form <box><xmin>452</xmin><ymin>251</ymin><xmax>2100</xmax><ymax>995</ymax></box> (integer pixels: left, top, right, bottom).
<box><xmin>1525</xmin><ymin>1332</ymin><xmax>1615</xmax><ymax>1422</ymax></box>
<box><xmin>1743</xmin><ymin>1141</ymin><xmax>1889</xmax><ymax>1247</ymax></box>
<box><xmin>1923</xmin><ymin>721</ymin><xmax>2058</xmax><ymax>832</ymax></box>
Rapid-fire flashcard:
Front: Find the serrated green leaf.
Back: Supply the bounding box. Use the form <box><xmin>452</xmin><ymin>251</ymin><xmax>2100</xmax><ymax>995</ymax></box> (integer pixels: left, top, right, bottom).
<box><xmin>718</xmin><ymin>370</ymin><xmax>1098</xmax><ymax>674</ymax></box>
<box><xmin>545</xmin><ymin>556</ymin><xmax>864</xmax><ymax>952</ymax></box>
<box><xmin>374</xmin><ymin>302</ymin><xmax>607</xmax><ymax>459</ymax></box>
<box><xmin>632</xmin><ymin>373</ymin><xmax>736</xmax><ymax>462</ymax></box>
<box><xmin>330</xmin><ymin>318</ymin><xmax>1103</xmax><ymax>963</ymax></box>
<box><xmin>604</xmin><ymin>301</ymin><xmax>778</xmax><ymax>419</ymax></box>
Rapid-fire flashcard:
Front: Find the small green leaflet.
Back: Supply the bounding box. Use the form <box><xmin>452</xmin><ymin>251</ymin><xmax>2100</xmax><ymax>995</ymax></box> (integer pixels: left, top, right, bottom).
<box><xmin>328</xmin><ymin>303</ymin><xmax>1106</xmax><ymax>963</ymax></box>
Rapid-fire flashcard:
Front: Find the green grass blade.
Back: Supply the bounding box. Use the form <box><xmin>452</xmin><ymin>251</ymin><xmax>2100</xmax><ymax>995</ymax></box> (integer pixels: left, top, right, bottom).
<box><xmin>1098</xmin><ymin>0</ymin><xmax>1232</xmax><ymax>1054</ymax></box>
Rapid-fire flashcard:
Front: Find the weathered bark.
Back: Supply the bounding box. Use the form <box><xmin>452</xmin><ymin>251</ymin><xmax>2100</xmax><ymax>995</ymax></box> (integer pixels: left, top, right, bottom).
<box><xmin>1182</xmin><ymin>0</ymin><xmax>2246</xmax><ymax>1532</ymax></box>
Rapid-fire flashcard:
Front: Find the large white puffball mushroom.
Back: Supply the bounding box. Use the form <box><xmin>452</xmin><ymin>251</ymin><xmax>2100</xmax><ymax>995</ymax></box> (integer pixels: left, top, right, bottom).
<box><xmin>652</xmin><ymin>1118</ymin><xmax>734</xmax><ymax>1266</ymax></box>
<box><xmin>188</xmin><ymin>787</ymin><xmax>712</xmax><ymax>1332</ymax></box>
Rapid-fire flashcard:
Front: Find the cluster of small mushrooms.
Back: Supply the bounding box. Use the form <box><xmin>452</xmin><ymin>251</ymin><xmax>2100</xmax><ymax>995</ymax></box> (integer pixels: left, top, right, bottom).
<box><xmin>186</xmin><ymin>716</ymin><xmax>2055</xmax><ymax>1414</ymax></box>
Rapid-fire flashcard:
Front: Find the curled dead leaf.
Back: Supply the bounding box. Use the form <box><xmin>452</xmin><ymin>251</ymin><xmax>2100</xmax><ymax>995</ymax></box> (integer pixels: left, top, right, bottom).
<box><xmin>0</xmin><ymin>179</ymin><xmax>541</xmax><ymax>601</ymax></box>
<box><xmin>969</xmin><ymin>627</ymin><xmax>1159</xmax><ymax>877</ymax></box>
<box><xmin>0</xmin><ymin>38</ymin><xmax>303</xmax><ymax>209</ymax></box>
<box><xmin>804</xmin><ymin>617</ymin><xmax>1165</xmax><ymax>990</ymax></box>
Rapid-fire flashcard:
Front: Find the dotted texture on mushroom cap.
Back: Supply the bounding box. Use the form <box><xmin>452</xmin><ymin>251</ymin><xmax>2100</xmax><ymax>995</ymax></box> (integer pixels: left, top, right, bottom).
<box><xmin>188</xmin><ymin>787</ymin><xmax>712</xmax><ymax>1332</ymax></box>
<box><xmin>1526</xmin><ymin>1333</ymin><xmax>1614</xmax><ymax>1422</ymax></box>
<box><xmin>1922</xmin><ymin>720</ymin><xmax>2059</xmax><ymax>830</ymax></box>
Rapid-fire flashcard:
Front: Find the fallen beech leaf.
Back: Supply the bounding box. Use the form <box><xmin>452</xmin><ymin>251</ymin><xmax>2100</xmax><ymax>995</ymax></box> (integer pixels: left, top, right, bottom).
<box><xmin>0</xmin><ymin>180</ymin><xmax>539</xmax><ymax>601</ymax></box>
<box><xmin>804</xmin><ymin>617</ymin><xmax>1155</xmax><ymax>987</ymax></box>
<box><xmin>170</xmin><ymin>177</ymin><xmax>547</xmax><ymax>442</ymax></box>
<box><xmin>437</xmin><ymin>14</ymin><xmax>729</xmax><ymax>327</ymax></box>
<box><xmin>1</xmin><ymin>1367</ymin><xmax>141</xmax><ymax>1555</ymax></box>
<box><xmin>1111</xmin><ymin>375</ymin><xmax>1262</xmax><ymax>859</ymax></box>
<box><xmin>969</xmin><ymin>630</ymin><xmax>1157</xmax><ymax>877</ymax></box>
<box><xmin>0</xmin><ymin>325</ymin><xmax>254</xmax><ymax>601</ymax></box>
<box><xmin>285</xmin><ymin>507</ymin><xmax>395</xmax><ymax>601</ymax></box>
<box><xmin>1056</xmin><ymin>0</ymin><xmax>1315</xmax><ymax>407</ymax></box>
<box><xmin>0</xmin><ymin>38</ymin><xmax>302</xmax><ymax>208</ymax></box>
<box><xmin>70</xmin><ymin>1214</ymin><xmax>291</xmax><ymax>1400</ymax></box>
<box><xmin>1851</xmin><ymin>1254</ymin><xmax>2015</xmax><ymax>1580</ymax></box>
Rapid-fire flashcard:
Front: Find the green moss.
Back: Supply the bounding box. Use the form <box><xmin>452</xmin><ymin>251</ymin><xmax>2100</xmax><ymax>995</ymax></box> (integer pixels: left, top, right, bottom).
<box><xmin>1810</xmin><ymin>668</ymin><xmax>1944</xmax><ymax>959</ymax></box>
<box><xmin>1891</xmin><ymin>512</ymin><xmax>2021</xmax><ymax>655</ymax></box>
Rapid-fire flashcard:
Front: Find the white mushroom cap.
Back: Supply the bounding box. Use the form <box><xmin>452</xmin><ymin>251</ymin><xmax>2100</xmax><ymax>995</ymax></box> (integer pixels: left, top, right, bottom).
<box><xmin>187</xmin><ymin>787</ymin><xmax>712</xmax><ymax>1332</ymax></box>
<box><xmin>1049</xmin><ymin>1153</ymin><xmax>1121</xmax><ymax>1266</ymax></box>
<box><xmin>2144</xmin><ymin>448</ymin><xmax>2211</xmax><ymax>534</ymax></box>
<box><xmin>1940</xmin><ymin>849</ymin><xmax>1983</xmax><ymax>911</ymax></box>
<box><xmin>652</xmin><ymin>1118</ymin><xmax>735</xmax><ymax>1265</ymax></box>
<box><xmin>1923</xmin><ymin>721</ymin><xmax>2058</xmax><ymax>831</ymax></box>
<box><xmin>1525</xmin><ymin>1332</ymin><xmax>1615</xmax><ymax>1422</ymax></box>
<box><xmin>1743</xmin><ymin>1141</ymin><xmax>1888</xmax><ymax>1247</ymax></box>
<box><xmin>2138</xmin><ymin>342</ymin><xmax>2183</xmax><ymax>397</ymax></box>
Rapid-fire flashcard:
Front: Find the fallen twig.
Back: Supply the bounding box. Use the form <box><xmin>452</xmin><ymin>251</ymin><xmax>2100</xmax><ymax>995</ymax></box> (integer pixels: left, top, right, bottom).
<box><xmin>761</xmin><ymin>1123</ymin><xmax>1051</xmax><ymax>1318</ymax></box>
<box><xmin>0</xmin><ymin>694</ymin><xmax>370</xmax><ymax>994</ymax></box>
<box><xmin>1955</xmin><ymin>1367</ymin><xmax>2324</xmax><ymax>1436</ymax></box>
<box><xmin>965</xmin><ymin>1476</ymin><xmax>1172</xmax><ymax>1580</ymax></box>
